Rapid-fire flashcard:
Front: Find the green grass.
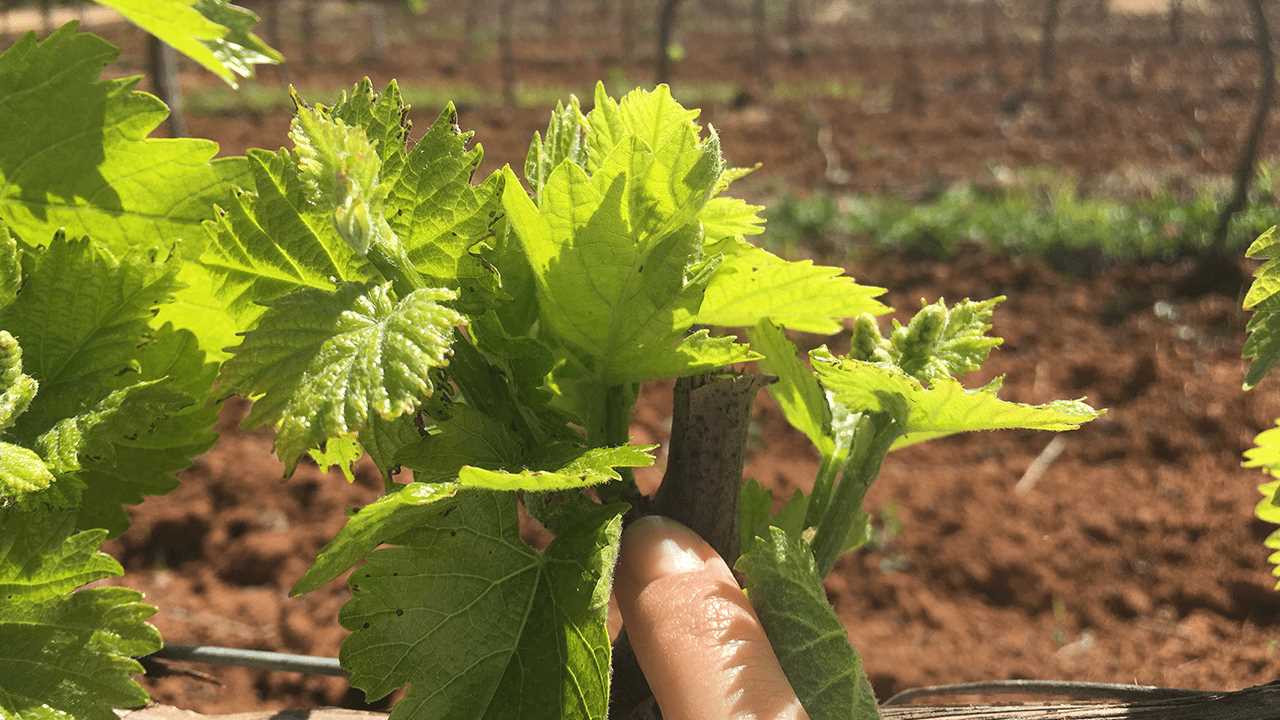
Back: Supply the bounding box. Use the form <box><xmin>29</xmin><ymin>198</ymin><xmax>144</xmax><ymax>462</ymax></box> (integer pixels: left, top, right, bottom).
<box><xmin>184</xmin><ymin>76</ymin><xmax>749</xmax><ymax>117</ymax></box>
<box><xmin>183</xmin><ymin>74</ymin><xmax>863</xmax><ymax>118</ymax></box>
<box><xmin>765</xmin><ymin>166</ymin><xmax>1280</xmax><ymax>265</ymax></box>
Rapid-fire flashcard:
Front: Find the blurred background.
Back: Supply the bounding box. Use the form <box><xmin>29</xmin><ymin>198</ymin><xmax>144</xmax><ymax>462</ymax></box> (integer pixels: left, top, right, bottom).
<box><xmin>6</xmin><ymin>0</ymin><xmax>1280</xmax><ymax>713</ymax></box>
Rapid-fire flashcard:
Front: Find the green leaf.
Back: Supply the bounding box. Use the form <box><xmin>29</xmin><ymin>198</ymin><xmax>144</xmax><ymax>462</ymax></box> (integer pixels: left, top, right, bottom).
<box><xmin>0</xmin><ymin>509</ymin><xmax>161</xmax><ymax>720</ymax></box>
<box><xmin>0</xmin><ymin>234</ymin><xmax>179</xmax><ymax>441</ymax></box>
<box><xmin>503</xmin><ymin>162</ymin><xmax>749</xmax><ymax>383</ymax></box>
<box><xmin>0</xmin><ymin>442</ymin><xmax>55</xmax><ymax>504</ymax></box>
<box><xmin>35</xmin><ymin>380</ymin><xmax>190</xmax><ymax>476</ymax></box>
<box><xmin>737</xmin><ymin>527</ymin><xmax>880</xmax><ymax>720</ymax></box>
<box><xmin>502</xmin><ymin>85</ymin><xmax>757</xmax><ymax>385</ymax></box>
<box><xmin>525</xmin><ymin>96</ymin><xmax>587</xmax><ymax>200</ymax></box>
<box><xmin>696</xmin><ymin>238</ymin><xmax>888</xmax><ymax>334</ymax></box>
<box><xmin>738</xmin><ymin>480</ymin><xmax>811</xmax><ymax>549</ymax></box>
<box><xmin>199</xmin><ymin>148</ymin><xmax>373</xmax><ymax>323</ymax></box>
<box><xmin>94</xmin><ymin>0</ymin><xmax>281</xmax><ymax>86</ymax></box>
<box><xmin>0</xmin><ymin>28</ymin><xmax>247</xmax><ymax>360</ymax></box>
<box><xmin>700</xmin><ymin>196</ymin><xmax>765</xmax><ymax>241</ymax></box>
<box><xmin>397</xmin><ymin>403</ymin><xmax>526</xmax><ymax>483</ymax></box>
<box><xmin>1244</xmin><ymin>421</ymin><xmax>1280</xmax><ymax>589</ymax></box>
<box><xmin>0</xmin><ymin>223</ymin><xmax>18</xmax><ymax>310</ymax></box>
<box><xmin>0</xmin><ymin>331</ymin><xmax>37</xmax><ymax>434</ymax></box>
<box><xmin>1245</xmin><ymin>227</ymin><xmax>1280</xmax><ymax>389</ymax></box>
<box><xmin>811</xmin><ymin>348</ymin><xmax>1101</xmax><ymax>447</ymax></box>
<box><xmin>290</xmin><ymin>104</ymin><xmax>392</xmax><ymax>255</ymax></box>
<box><xmin>750</xmin><ymin>320</ymin><xmax>834</xmax><ymax>455</ymax></box>
<box><xmin>220</xmin><ymin>283</ymin><xmax>463</xmax><ymax>474</ymax></box>
<box><xmin>312</xmin><ymin>436</ymin><xmax>364</xmax><ymax>483</ymax></box>
<box><xmin>338</xmin><ymin>492</ymin><xmax>622</xmax><ymax>720</ymax></box>
<box><xmin>77</xmin><ymin>324</ymin><xmax>219</xmax><ymax>533</ymax></box>
<box><xmin>291</xmin><ymin>481</ymin><xmax>461</xmax><ymax>596</ymax></box>
<box><xmin>387</xmin><ymin>105</ymin><xmax>504</xmax><ymax>283</ymax></box>
<box><xmin>0</xmin><ymin>28</ymin><xmax>247</xmax><ymax>257</ymax></box>
<box><xmin>459</xmin><ymin>443</ymin><xmax>656</xmax><ymax>491</ymax></box>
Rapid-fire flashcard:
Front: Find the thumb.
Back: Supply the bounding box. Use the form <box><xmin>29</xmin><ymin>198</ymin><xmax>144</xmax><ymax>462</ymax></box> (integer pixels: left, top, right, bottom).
<box><xmin>613</xmin><ymin>516</ymin><xmax>808</xmax><ymax>720</ymax></box>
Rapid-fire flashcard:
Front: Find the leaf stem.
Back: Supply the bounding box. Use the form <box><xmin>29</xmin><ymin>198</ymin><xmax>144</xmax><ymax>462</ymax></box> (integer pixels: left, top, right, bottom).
<box><xmin>603</xmin><ymin>383</ymin><xmax>637</xmax><ymax>486</ymax></box>
<box><xmin>804</xmin><ymin>452</ymin><xmax>840</xmax><ymax>529</ymax></box>
<box><xmin>810</xmin><ymin>412</ymin><xmax>901</xmax><ymax>577</ymax></box>
<box><xmin>367</xmin><ymin>235</ymin><xmax>425</xmax><ymax>296</ymax></box>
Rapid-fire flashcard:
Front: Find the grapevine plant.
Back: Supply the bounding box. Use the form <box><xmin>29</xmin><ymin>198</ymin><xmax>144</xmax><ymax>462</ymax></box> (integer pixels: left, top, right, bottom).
<box><xmin>0</xmin><ymin>16</ymin><xmax>1103</xmax><ymax>720</ymax></box>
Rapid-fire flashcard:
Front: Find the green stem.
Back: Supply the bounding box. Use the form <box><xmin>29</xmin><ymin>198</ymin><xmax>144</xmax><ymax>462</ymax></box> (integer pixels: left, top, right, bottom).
<box><xmin>367</xmin><ymin>235</ymin><xmax>425</xmax><ymax>296</ymax></box>
<box><xmin>804</xmin><ymin>452</ymin><xmax>840</xmax><ymax>529</ymax></box>
<box><xmin>810</xmin><ymin>412</ymin><xmax>901</xmax><ymax>577</ymax></box>
<box><xmin>602</xmin><ymin>383</ymin><xmax>637</xmax><ymax>486</ymax></box>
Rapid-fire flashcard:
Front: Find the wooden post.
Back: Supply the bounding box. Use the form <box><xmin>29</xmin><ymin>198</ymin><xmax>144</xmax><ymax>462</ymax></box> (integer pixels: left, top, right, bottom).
<box><xmin>300</xmin><ymin>0</ymin><xmax>318</xmax><ymax>66</ymax></box>
<box><xmin>1169</xmin><ymin>0</ymin><xmax>1184</xmax><ymax>44</ymax></box>
<box><xmin>1213</xmin><ymin>0</ymin><xmax>1274</xmax><ymax>254</ymax></box>
<box><xmin>148</xmin><ymin>35</ymin><xmax>186</xmax><ymax>138</ymax></box>
<box><xmin>1038</xmin><ymin>0</ymin><xmax>1061</xmax><ymax>88</ymax></box>
<box><xmin>753</xmin><ymin>0</ymin><xmax>770</xmax><ymax>83</ymax></box>
<box><xmin>264</xmin><ymin>0</ymin><xmax>282</xmax><ymax>48</ymax></box>
<box><xmin>367</xmin><ymin>1</ymin><xmax>388</xmax><ymax>61</ymax></box>
<box><xmin>498</xmin><ymin>0</ymin><xmax>516</xmax><ymax>107</ymax></box>
<box><xmin>982</xmin><ymin>0</ymin><xmax>1004</xmax><ymax>83</ymax></box>
<box><xmin>621</xmin><ymin>0</ymin><xmax>634</xmax><ymax>63</ymax></box>
<box><xmin>461</xmin><ymin>0</ymin><xmax>479</xmax><ymax>65</ymax></box>
<box><xmin>655</xmin><ymin>0</ymin><xmax>684</xmax><ymax>85</ymax></box>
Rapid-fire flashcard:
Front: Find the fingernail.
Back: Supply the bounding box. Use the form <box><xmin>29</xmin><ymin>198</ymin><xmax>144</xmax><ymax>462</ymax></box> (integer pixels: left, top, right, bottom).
<box><xmin>620</xmin><ymin>516</ymin><xmax>712</xmax><ymax>589</ymax></box>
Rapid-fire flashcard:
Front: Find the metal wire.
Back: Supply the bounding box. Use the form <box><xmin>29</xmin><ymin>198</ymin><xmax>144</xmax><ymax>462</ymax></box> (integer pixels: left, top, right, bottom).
<box><xmin>151</xmin><ymin>644</ymin><xmax>346</xmax><ymax>677</ymax></box>
<box><xmin>884</xmin><ymin>679</ymin><xmax>1209</xmax><ymax>706</ymax></box>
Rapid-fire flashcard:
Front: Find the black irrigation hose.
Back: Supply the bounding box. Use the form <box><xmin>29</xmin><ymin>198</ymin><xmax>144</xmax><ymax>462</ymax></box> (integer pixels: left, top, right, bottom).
<box><xmin>152</xmin><ymin>644</ymin><xmax>1217</xmax><ymax>707</ymax></box>
<box><xmin>883</xmin><ymin>679</ymin><xmax>1210</xmax><ymax>706</ymax></box>
<box><xmin>151</xmin><ymin>644</ymin><xmax>345</xmax><ymax>678</ymax></box>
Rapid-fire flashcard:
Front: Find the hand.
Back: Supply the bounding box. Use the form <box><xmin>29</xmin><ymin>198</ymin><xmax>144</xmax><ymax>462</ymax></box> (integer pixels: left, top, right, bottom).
<box><xmin>611</xmin><ymin>516</ymin><xmax>809</xmax><ymax>720</ymax></box>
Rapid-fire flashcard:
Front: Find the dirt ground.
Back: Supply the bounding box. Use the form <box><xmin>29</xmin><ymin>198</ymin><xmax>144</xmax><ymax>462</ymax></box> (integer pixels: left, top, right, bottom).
<box><xmin>62</xmin><ymin>0</ymin><xmax>1280</xmax><ymax>711</ymax></box>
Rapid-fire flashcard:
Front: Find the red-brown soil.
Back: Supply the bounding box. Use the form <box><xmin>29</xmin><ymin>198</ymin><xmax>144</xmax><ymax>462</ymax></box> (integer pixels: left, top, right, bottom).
<box><xmin>67</xmin><ymin>0</ymin><xmax>1280</xmax><ymax>712</ymax></box>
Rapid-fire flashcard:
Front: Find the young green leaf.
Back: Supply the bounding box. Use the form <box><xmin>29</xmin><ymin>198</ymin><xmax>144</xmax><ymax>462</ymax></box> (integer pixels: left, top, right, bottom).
<box><xmin>0</xmin><ymin>29</ymin><xmax>247</xmax><ymax>256</ymax></box>
<box><xmin>696</xmin><ymin>238</ymin><xmax>888</xmax><ymax>334</ymax></box>
<box><xmin>737</xmin><ymin>527</ymin><xmax>881</xmax><ymax>720</ymax></box>
<box><xmin>389</xmin><ymin>105</ymin><xmax>504</xmax><ymax>285</ymax></box>
<box><xmin>0</xmin><ymin>332</ymin><xmax>37</xmax><ymax>435</ymax></box>
<box><xmin>338</xmin><ymin>492</ymin><xmax>622</xmax><ymax>720</ymax></box>
<box><xmin>525</xmin><ymin>96</ymin><xmax>588</xmax><ymax>200</ymax></box>
<box><xmin>749</xmin><ymin>320</ymin><xmax>835</xmax><ymax>455</ymax></box>
<box><xmin>220</xmin><ymin>283</ymin><xmax>463</xmax><ymax>474</ymax></box>
<box><xmin>0</xmin><ymin>223</ymin><xmax>18</xmax><ymax>310</ymax></box>
<box><xmin>1244</xmin><ymin>227</ymin><xmax>1280</xmax><ymax>389</ymax></box>
<box><xmin>0</xmin><ymin>443</ymin><xmax>54</xmax><ymax>504</ymax></box>
<box><xmin>291</xmin><ymin>105</ymin><xmax>392</xmax><ymax>255</ymax></box>
<box><xmin>0</xmin><ymin>234</ymin><xmax>178</xmax><ymax>442</ymax></box>
<box><xmin>811</xmin><ymin>348</ymin><xmax>1101</xmax><ymax>447</ymax></box>
<box><xmin>0</xmin><ymin>28</ymin><xmax>249</xmax><ymax>361</ymax></box>
<box><xmin>94</xmin><ymin>0</ymin><xmax>281</xmax><ymax>86</ymax></box>
<box><xmin>0</xmin><ymin>509</ymin><xmax>161</xmax><ymax>720</ymax></box>
<box><xmin>887</xmin><ymin>297</ymin><xmax>1005</xmax><ymax>383</ymax></box>
<box><xmin>458</xmin><ymin>443</ymin><xmax>656</xmax><ymax>491</ymax></box>
<box><xmin>502</xmin><ymin>164</ymin><xmax>755</xmax><ymax>384</ymax></box>
<box><xmin>1244</xmin><ymin>420</ymin><xmax>1280</xmax><ymax>588</ymax></box>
